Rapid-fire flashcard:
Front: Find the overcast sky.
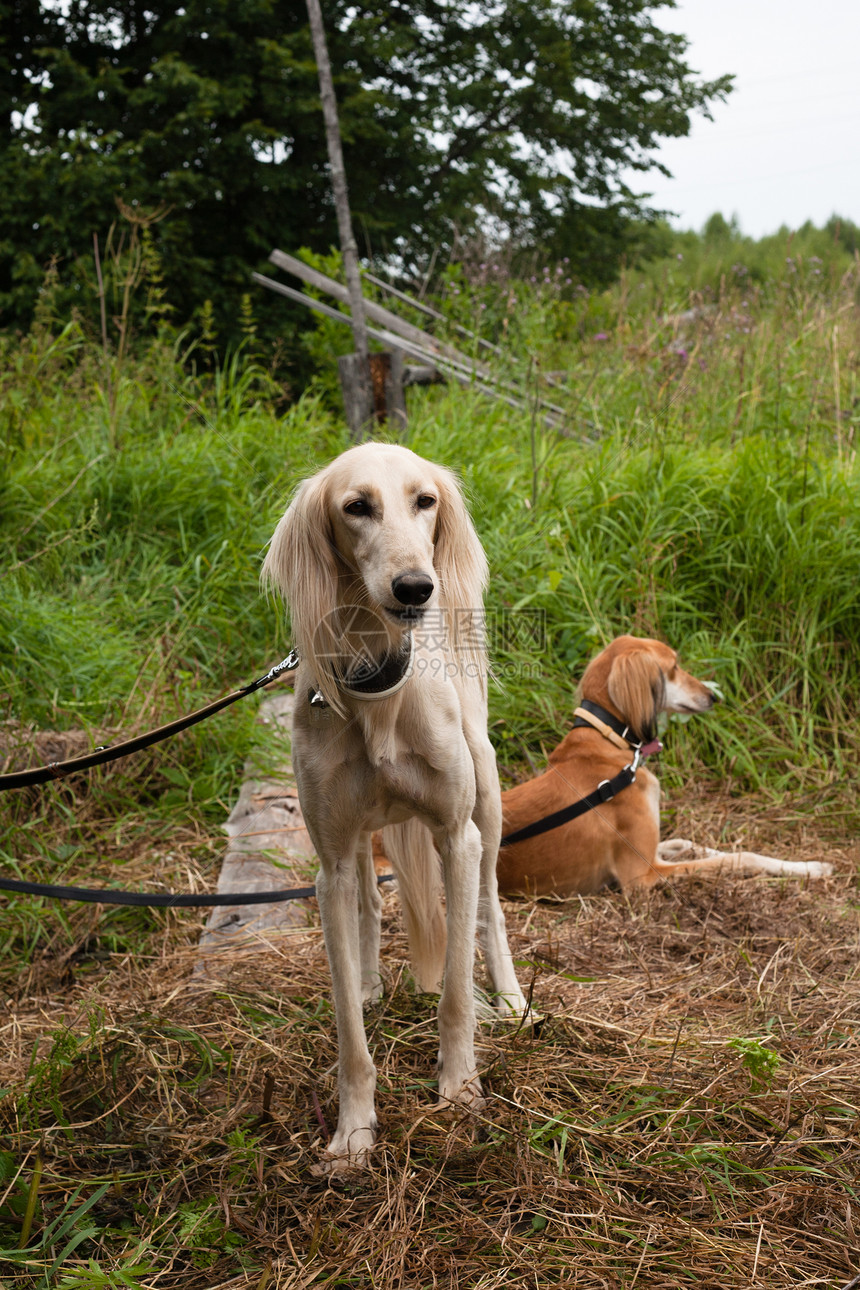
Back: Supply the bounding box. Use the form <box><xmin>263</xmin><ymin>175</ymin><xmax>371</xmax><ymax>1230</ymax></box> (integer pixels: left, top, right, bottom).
<box><xmin>629</xmin><ymin>0</ymin><xmax>860</xmax><ymax>237</ymax></box>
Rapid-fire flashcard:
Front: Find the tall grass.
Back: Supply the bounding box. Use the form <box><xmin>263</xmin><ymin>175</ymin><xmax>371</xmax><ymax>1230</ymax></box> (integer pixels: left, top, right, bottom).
<box><xmin>1</xmin><ymin>237</ymin><xmax>859</xmax><ymax>802</ymax></box>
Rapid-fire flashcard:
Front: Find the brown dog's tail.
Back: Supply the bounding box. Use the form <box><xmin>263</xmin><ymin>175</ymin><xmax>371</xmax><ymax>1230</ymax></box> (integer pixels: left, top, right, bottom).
<box><xmin>381</xmin><ymin>820</ymin><xmax>447</xmax><ymax>992</ymax></box>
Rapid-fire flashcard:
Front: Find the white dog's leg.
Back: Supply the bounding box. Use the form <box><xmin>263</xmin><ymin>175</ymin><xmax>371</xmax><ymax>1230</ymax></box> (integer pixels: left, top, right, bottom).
<box><xmin>471</xmin><ymin>741</ymin><xmax>527</xmax><ymax>1016</ymax></box>
<box><xmin>657</xmin><ymin>839</ymin><xmax>832</xmax><ymax>880</ymax></box>
<box><xmin>357</xmin><ymin>832</ymin><xmax>383</xmax><ymax>1004</ymax></box>
<box><xmin>314</xmin><ymin>858</ymin><xmax>378</xmax><ymax>1171</ymax></box>
<box><xmin>434</xmin><ymin>820</ymin><xmax>484</xmax><ymax>1108</ymax></box>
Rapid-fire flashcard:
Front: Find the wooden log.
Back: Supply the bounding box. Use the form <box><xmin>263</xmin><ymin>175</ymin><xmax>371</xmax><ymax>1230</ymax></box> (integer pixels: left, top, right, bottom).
<box><xmin>253</xmin><ymin>271</ymin><xmax>564</xmax><ymax>427</ymax></box>
<box><xmin>197</xmin><ymin>690</ymin><xmax>316</xmax><ymax>966</ymax></box>
<box><xmin>253</xmin><ymin>273</ymin><xmax>480</xmax><ymax>384</ymax></box>
<box><xmin>373</xmin><ymin>349</ymin><xmax>407</xmax><ymax>432</ymax></box>
<box><xmin>265</xmin><ymin>257</ymin><xmax>569</xmax><ymax>423</ymax></box>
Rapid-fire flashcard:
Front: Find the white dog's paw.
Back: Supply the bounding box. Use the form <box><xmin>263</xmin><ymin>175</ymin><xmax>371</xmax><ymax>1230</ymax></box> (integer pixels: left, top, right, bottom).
<box><xmin>361</xmin><ymin>975</ymin><xmax>384</xmax><ymax>1005</ymax></box>
<box><xmin>802</xmin><ymin>861</ymin><xmax>833</xmax><ymax>879</ymax></box>
<box><xmin>657</xmin><ymin>838</ymin><xmax>695</xmax><ymax>861</ymax></box>
<box><xmin>312</xmin><ymin>1123</ymin><xmax>377</xmax><ymax>1176</ymax></box>
<box><xmin>473</xmin><ymin>985</ymin><xmax>529</xmax><ymax>1023</ymax></box>
<box><xmin>763</xmin><ymin>858</ymin><xmax>834</xmax><ymax>879</ymax></box>
<box><xmin>437</xmin><ymin>1061</ymin><xmax>484</xmax><ymax>1113</ymax></box>
<box><xmin>495</xmin><ymin>988</ymin><xmax>529</xmax><ymax>1018</ymax></box>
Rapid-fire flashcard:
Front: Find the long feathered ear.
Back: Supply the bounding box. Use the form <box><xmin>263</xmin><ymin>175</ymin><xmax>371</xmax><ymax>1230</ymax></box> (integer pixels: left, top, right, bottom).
<box><xmin>431</xmin><ymin>467</ymin><xmax>489</xmax><ymax>670</ymax></box>
<box><xmin>607</xmin><ymin>650</ymin><xmax>666</xmax><ymax>743</ymax></box>
<box><xmin>261</xmin><ymin>471</ymin><xmax>342</xmax><ymax>681</ymax></box>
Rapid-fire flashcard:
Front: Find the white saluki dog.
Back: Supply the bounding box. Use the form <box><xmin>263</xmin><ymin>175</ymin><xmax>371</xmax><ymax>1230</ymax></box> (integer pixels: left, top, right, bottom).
<box><xmin>263</xmin><ymin>442</ymin><xmax>526</xmax><ymax>1171</ymax></box>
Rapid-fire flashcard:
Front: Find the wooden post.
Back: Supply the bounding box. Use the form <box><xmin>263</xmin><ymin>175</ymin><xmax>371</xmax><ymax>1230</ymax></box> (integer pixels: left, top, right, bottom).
<box><xmin>305</xmin><ymin>0</ymin><xmax>367</xmax><ymax>362</ymax></box>
<box><xmin>306</xmin><ymin>0</ymin><xmax>380</xmax><ymax>439</ymax></box>
<box><xmin>375</xmin><ymin>350</ymin><xmax>407</xmax><ymax>433</ymax></box>
<box><xmin>338</xmin><ymin>349</ymin><xmax>407</xmax><ymax>440</ymax></box>
<box><xmin>337</xmin><ymin>352</ymin><xmax>374</xmax><ymax>440</ymax></box>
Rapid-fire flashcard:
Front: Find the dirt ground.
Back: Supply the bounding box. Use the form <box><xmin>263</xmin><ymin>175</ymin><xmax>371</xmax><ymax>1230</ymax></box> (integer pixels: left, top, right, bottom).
<box><xmin>1</xmin><ymin>787</ymin><xmax>858</xmax><ymax>1288</ymax></box>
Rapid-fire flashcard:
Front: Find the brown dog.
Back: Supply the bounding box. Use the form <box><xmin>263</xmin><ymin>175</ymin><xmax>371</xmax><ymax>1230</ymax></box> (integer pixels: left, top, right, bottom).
<box><xmin>496</xmin><ymin>636</ymin><xmax>832</xmax><ymax>896</ymax></box>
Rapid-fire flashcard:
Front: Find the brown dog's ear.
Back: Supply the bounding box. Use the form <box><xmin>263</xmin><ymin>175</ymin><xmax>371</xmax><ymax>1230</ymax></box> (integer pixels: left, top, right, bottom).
<box><xmin>607</xmin><ymin>650</ymin><xmax>666</xmax><ymax>743</ymax></box>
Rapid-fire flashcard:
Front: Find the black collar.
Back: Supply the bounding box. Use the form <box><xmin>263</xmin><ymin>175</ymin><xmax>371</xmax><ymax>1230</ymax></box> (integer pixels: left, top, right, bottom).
<box><xmin>573</xmin><ymin>699</ymin><xmax>643</xmax><ymax>747</ymax></box>
<box><xmin>335</xmin><ymin>633</ymin><xmax>415</xmax><ymax>700</ymax></box>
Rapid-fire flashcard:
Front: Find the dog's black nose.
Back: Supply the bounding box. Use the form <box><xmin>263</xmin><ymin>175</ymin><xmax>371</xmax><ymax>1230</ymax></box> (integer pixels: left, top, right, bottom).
<box><xmin>392</xmin><ymin>572</ymin><xmax>434</xmax><ymax>606</ymax></box>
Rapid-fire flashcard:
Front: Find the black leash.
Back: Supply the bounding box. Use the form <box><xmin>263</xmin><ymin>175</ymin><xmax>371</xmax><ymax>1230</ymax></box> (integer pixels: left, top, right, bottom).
<box><xmin>0</xmin><ymin>651</ymin><xmax>300</xmax><ymax>792</ymax></box>
<box><xmin>0</xmin><ymin>872</ymin><xmax>396</xmax><ymax>908</ymax></box>
<box><xmin>0</xmin><ymin>648</ymin><xmax>315</xmax><ymax>907</ymax></box>
<box><xmin>499</xmin><ymin>733</ymin><xmax>663</xmax><ymax>848</ymax></box>
<box><xmin>500</xmin><ymin>762</ymin><xmax>638</xmax><ymax>848</ymax></box>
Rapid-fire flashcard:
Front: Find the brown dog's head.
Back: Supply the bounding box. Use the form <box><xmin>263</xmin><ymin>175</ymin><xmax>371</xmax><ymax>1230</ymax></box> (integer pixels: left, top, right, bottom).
<box><xmin>579</xmin><ymin>635</ymin><xmax>717</xmax><ymax>744</ymax></box>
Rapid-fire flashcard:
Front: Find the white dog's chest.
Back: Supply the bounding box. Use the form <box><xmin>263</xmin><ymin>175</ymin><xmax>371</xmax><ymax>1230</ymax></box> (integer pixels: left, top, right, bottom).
<box><xmin>362</xmin><ymin>753</ymin><xmax>461</xmax><ymax>832</ymax></box>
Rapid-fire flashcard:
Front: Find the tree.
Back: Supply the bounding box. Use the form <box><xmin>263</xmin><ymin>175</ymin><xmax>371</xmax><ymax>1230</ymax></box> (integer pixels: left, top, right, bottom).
<box><xmin>0</xmin><ymin>0</ymin><xmax>731</xmax><ymax>342</ymax></box>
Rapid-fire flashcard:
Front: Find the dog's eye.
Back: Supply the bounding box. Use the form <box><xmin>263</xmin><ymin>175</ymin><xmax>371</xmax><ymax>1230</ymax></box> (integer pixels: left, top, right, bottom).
<box><xmin>416</xmin><ymin>495</ymin><xmax>436</xmax><ymax>510</ymax></box>
<box><xmin>344</xmin><ymin>499</ymin><xmax>370</xmax><ymax>516</ymax></box>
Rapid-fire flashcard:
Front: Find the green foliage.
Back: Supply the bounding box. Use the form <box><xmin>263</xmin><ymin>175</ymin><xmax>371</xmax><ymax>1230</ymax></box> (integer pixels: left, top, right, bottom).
<box><xmin>2</xmin><ymin>238</ymin><xmax>860</xmax><ymax>806</ymax></box>
<box><xmin>728</xmin><ymin>1037</ymin><xmax>782</xmax><ymax>1089</ymax></box>
<box><xmin>634</xmin><ymin>211</ymin><xmax>860</xmax><ymax>299</ymax></box>
<box><xmin>295</xmin><ymin>246</ymin><xmax>367</xmax><ymax>403</ymax></box>
<box><xmin>174</xmin><ymin>1199</ymin><xmax>246</xmax><ymax>1268</ymax></box>
<box><xmin>0</xmin><ymin>0</ymin><xmax>730</xmax><ymax>345</ymax></box>
<box><xmin>55</xmin><ymin>1256</ymin><xmax>158</xmax><ymax>1288</ymax></box>
<box><xmin>0</xmin><ymin>1181</ymin><xmax>111</xmax><ymax>1287</ymax></box>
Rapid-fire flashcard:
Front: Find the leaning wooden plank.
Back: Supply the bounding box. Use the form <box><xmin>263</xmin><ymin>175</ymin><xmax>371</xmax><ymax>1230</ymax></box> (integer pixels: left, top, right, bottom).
<box><xmin>363</xmin><ymin>269</ymin><xmax>574</xmax><ymax>406</ymax></box>
<box><xmin>197</xmin><ymin>690</ymin><xmax>316</xmax><ymax>964</ymax></box>
<box><xmin>362</xmin><ymin>316</ymin><xmax>541</xmax><ymax>416</ymax></box>
<box><xmin>269</xmin><ymin>249</ymin><xmax>483</xmax><ymax>372</ymax></box>
<box><xmin>352</xmin><ymin>263</ymin><xmax>570</xmax><ymax>420</ymax></box>
<box><xmin>362</xmin><ymin>269</ymin><xmax>503</xmax><ymax>357</ymax></box>
<box><xmin>270</xmin><ymin>252</ymin><xmax>568</xmax><ymax>420</ymax></box>
<box><xmin>361</xmin><ymin>269</ymin><xmax>447</xmax><ymax>322</ymax></box>
<box><xmin>253</xmin><ymin>271</ymin><xmax>372</xmax><ymax>330</ymax></box>
<box><xmin>253</xmin><ymin>274</ymin><xmax>471</xmax><ymax>381</ymax></box>
<box><xmin>253</xmin><ymin>273</ymin><xmax>561</xmax><ymax>424</ymax></box>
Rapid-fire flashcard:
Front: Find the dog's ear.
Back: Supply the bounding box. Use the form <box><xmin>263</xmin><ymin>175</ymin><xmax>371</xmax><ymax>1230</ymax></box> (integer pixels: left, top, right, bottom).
<box><xmin>261</xmin><ymin>471</ymin><xmax>343</xmax><ymax>687</ymax></box>
<box><xmin>607</xmin><ymin>650</ymin><xmax>666</xmax><ymax>743</ymax></box>
<box><xmin>431</xmin><ymin>467</ymin><xmax>488</xmax><ymax>667</ymax></box>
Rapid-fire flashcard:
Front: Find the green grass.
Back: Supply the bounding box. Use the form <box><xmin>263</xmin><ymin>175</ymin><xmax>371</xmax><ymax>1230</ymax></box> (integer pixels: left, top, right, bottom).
<box><xmin>1</xmin><ymin>248</ymin><xmax>858</xmax><ymax>937</ymax></box>
<box><xmin>2</xmin><ymin>250</ymin><xmax>860</xmax><ymax>842</ymax></box>
<box><xmin>3</xmin><ymin>250</ymin><xmax>860</xmax><ymax>773</ymax></box>
<box><xmin>1</xmin><ymin>238</ymin><xmax>859</xmax><ymax>1287</ymax></box>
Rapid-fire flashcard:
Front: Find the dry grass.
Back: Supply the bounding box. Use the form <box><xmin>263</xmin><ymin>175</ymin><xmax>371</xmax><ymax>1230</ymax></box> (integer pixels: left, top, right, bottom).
<box><xmin>0</xmin><ymin>789</ymin><xmax>858</xmax><ymax>1288</ymax></box>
